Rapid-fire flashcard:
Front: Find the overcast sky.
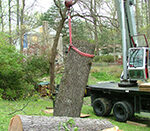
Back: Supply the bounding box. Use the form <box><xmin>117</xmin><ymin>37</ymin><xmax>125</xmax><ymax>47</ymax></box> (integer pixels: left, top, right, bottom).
<box><xmin>26</xmin><ymin>0</ymin><xmax>54</xmax><ymax>13</ymax></box>
<box><xmin>26</xmin><ymin>0</ymin><xmax>80</xmax><ymax>13</ymax></box>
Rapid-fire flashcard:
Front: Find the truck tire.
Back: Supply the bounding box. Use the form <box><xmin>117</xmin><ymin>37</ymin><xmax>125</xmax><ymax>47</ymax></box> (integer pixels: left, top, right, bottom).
<box><xmin>93</xmin><ymin>98</ymin><xmax>112</xmax><ymax>116</ymax></box>
<box><xmin>91</xmin><ymin>94</ymin><xmax>99</xmax><ymax>106</ymax></box>
<box><xmin>113</xmin><ymin>101</ymin><xmax>129</xmax><ymax>122</ymax></box>
<box><xmin>124</xmin><ymin>101</ymin><xmax>134</xmax><ymax>119</ymax></box>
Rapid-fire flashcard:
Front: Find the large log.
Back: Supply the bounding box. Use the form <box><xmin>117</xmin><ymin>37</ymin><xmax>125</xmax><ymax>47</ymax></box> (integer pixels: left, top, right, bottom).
<box><xmin>54</xmin><ymin>40</ymin><xmax>95</xmax><ymax>117</ymax></box>
<box><xmin>8</xmin><ymin>115</ymin><xmax>114</xmax><ymax>131</ymax></box>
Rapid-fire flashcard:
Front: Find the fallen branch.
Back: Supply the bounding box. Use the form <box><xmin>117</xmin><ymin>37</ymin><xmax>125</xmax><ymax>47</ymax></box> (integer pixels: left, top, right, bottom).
<box><xmin>8</xmin><ymin>101</ymin><xmax>30</xmax><ymax>115</ymax></box>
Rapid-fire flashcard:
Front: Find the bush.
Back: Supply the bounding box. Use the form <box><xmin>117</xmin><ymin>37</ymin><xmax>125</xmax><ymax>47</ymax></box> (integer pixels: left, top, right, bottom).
<box><xmin>93</xmin><ymin>55</ymin><xmax>114</xmax><ymax>63</ymax></box>
<box><xmin>23</xmin><ymin>55</ymin><xmax>50</xmax><ymax>89</ymax></box>
<box><xmin>93</xmin><ymin>56</ymin><xmax>101</xmax><ymax>62</ymax></box>
<box><xmin>101</xmin><ymin>55</ymin><xmax>114</xmax><ymax>63</ymax></box>
<box><xmin>0</xmin><ymin>34</ymin><xmax>51</xmax><ymax>100</ymax></box>
<box><xmin>0</xmin><ymin>43</ymin><xmax>27</xmax><ymax>100</ymax></box>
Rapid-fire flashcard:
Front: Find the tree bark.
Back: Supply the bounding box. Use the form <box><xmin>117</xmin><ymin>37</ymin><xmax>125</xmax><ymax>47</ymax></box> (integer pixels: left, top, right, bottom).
<box><xmin>8</xmin><ymin>115</ymin><xmax>114</xmax><ymax>131</ymax></box>
<box><xmin>54</xmin><ymin>40</ymin><xmax>95</xmax><ymax>117</ymax></box>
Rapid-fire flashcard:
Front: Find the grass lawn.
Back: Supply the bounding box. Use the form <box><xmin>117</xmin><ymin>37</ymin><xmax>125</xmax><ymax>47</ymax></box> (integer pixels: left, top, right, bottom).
<box><xmin>0</xmin><ymin>97</ymin><xmax>53</xmax><ymax>130</ymax></box>
<box><xmin>1</xmin><ymin>65</ymin><xmax>150</xmax><ymax>130</ymax></box>
<box><xmin>0</xmin><ymin>97</ymin><xmax>150</xmax><ymax>131</ymax></box>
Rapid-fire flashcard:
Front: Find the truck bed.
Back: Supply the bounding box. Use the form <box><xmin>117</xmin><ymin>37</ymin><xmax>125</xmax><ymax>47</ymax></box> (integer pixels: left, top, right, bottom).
<box><xmin>87</xmin><ymin>82</ymin><xmax>150</xmax><ymax>95</ymax></box>
<box><xmin>87</xmin><ymin>82</ymin><xmax>150</xmax><ymax>119</ymax></box>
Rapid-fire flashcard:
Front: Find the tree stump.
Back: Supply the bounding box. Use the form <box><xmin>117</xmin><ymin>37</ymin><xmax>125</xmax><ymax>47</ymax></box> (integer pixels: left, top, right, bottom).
<box><xmin>54</xmin><ymin>40</ymin><xmax>95</xmax><ymax>117</ymax></box>
<box><xmin>8</xmin><ymin>115</ymin><xmax>114</xmax><ymax>131</ymax></box>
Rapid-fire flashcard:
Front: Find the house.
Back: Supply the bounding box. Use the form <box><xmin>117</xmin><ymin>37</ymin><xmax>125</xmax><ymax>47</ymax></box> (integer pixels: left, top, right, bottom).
<box><xmin>16</xmin><ymin>21</ymin><xmax>63</xmax><ymax>63</ymax></box>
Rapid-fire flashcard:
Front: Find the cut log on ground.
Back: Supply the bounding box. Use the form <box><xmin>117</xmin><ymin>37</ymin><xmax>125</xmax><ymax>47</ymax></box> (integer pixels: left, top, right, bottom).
<box><xmin>54</xmin><ymin>40</ymin><xmax>95</xmax><ymax>117</ymax></box>
<box><xmin>8</xmin><ymin>115</ymin><xmax>114</xmax><ymax>131</ymax></box>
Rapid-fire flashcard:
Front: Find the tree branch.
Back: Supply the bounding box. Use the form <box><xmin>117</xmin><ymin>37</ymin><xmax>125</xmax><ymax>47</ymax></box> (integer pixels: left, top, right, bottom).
<box><xmin>53</xmin><ymin>0</ymin><xmax>63</xmax><ymax>18</ymax></box>
<box><xmin>8</xmin><ymin>101</ymin><xmax>30</xmax><ymax>115</ymax></box>
<box><xmin>72</xmin><ymin>0</ymin><xmax>79</xmax><ymax>5</ymax></box>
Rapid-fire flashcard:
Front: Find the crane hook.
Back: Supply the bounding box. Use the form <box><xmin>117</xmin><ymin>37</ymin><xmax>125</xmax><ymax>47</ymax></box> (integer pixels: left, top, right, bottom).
<box><xmin>65</xmin><ymin>0</ymin><xmax>73</xmax><ymax>8</ymax></box>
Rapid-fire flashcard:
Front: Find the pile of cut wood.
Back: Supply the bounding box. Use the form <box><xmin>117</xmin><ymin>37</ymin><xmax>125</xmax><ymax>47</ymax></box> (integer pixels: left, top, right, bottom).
<box><xmin>139</xmin><ymin>83</ymin><xmax>150</xmax><ymax>92</ymax></box>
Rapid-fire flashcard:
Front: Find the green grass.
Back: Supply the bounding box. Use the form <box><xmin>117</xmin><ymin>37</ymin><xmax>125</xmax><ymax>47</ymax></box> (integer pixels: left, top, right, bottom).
<box><xmin>1</xmin><ymin>97</ymin><xmax>150</xmax><ymax>131</ymax></box>
<box><xmin>88</xmin><ymin>65</ymin><xmax>122</xmax><ymax>84</ymax></box>
<box><xmin>1</xmin><ymin>65</ymin><xmax>150</xmax><ymax>130</ymax></box>
<box><xmin>0</xmin><ymin>96</ymin><xmax>53</xmax><ymax>130</ymax></box>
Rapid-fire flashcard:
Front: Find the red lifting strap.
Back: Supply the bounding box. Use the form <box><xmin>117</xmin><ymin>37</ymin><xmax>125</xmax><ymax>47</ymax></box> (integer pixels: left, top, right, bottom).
<box><xmin>67</xmin><ymin>10</ymin><xmax>95</xmax><ymax>58</ymax></box>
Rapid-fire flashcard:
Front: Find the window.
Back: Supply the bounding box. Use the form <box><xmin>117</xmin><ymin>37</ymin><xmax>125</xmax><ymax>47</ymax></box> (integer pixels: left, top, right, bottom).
<box><xmin>129</xmin><ymin>49</ymin><xmax>143</xmax><ymax>67</ymax></box>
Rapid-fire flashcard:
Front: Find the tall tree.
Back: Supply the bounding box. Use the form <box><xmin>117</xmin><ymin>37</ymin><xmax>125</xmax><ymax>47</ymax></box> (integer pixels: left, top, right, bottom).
<box><xmin>0</xmin><ymin>0</ymin><xmax>4</xmax><ymax>32</ymax></box>
<box><xmin>135</xmin><ymin>0</ymin><xmax>140</xmax><ymax>32</ymax></box>
<box><xmin>145</xmin><ymin>0</ymin><xmax>149</xmax><ymax>26</ymax></box>
<box><xmin>141</xmin><ymin>0</ymin><xmax>144</xmax><ymax>27</ymax></box>
<box><xmin>17</xmin><ymin>0</ymin><xmax>20</xmax><ymax>35</ymax></box>
<box><xmin>8</xmin><ymin>0</ymin><xmax>12</xmax><ymax>44</ymax></box>
<box><xmin>20</xmin><ymin>0</ymin><xmax>25</xmax><ymax>52</ymax></box>
<box><xmin>148</xmin><ymin>0</ymin><xmax>150</xmax><ymax>24</ymax></box>
<box><xmin>93</xmin><ymin>0</ymin><xmax>98</xmax><ymax>54</ymax></box>
<box><xmin>49</xmin><ymin>0</ymin><xmax>68</xmax><ymax>96</ymax></box>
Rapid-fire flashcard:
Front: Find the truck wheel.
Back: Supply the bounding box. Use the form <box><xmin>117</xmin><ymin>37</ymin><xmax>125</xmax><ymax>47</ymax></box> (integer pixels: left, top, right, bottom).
<box><xmin>124</xmin><ymin>101</ymin><xmax>134</xmax><ymax>119</ymax></box>
<box><xmin>91</xmin><ymin>94</ymin><xmax>99</xmax><ymax>106</ymax></box>
<box><xmin>93</xmin><ymin>98</ymin><xmax>112</xmax><ymax>116</ymax></box>
<box><xmin>113</xmin><ymin>101</ymin><xmax>129</xmax><ymax>122</ymax></box>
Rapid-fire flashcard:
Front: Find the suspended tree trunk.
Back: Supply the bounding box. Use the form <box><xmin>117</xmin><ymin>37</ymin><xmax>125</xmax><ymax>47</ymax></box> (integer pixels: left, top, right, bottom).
<box><xmin>54</xmin><ymin>40</ymin><xmax>95</xmax><ymax>117</ymax></box>
<box><xmin>20</xmin><ymin>0</ymin><xmax>25</xmax><ymax>52</ymax></box>
<box><xmin>16</xmin><ymin>0</ymin><xmax>20</xmax><ymax>35</ymax></box>
<box><xmin>8</xmin><ymin>0</ymin><xmax>12</xmax><ymax>44</ymax></box>
<box><xmin>8</xmin><ymin>115</ymin><xmax>114</xmax><ymax>131</ymax></box>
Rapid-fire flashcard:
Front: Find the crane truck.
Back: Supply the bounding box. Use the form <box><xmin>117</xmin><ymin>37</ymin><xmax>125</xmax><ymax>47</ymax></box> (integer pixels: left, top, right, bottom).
<box><xmin>64</xmin><ymin>0</ymin><xmax>150</xmax><ymax>122</ymax></box>
<box><xmin>86</xmin><ymin>0</ymin><xmax>150</xmax><ymax>122</ymax></box>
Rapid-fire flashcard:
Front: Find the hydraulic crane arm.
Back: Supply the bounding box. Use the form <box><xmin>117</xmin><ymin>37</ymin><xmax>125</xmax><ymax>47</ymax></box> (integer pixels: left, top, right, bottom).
<box><xmin>115</xmin><ymin>0</ymin><xmax>150</xmax><ymax>86</ymax></box>
<box><xmin>115</xmin><ymin>0</ymin><xmax>137</xmax><ymax>81</ymax></box>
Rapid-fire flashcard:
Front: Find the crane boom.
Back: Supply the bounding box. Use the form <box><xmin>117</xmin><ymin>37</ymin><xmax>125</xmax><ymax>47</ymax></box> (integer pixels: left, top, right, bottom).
<box><xmin>115</xmin><ymin>0</ymin><xmax>150</xmax><ymax>87</ymax></box>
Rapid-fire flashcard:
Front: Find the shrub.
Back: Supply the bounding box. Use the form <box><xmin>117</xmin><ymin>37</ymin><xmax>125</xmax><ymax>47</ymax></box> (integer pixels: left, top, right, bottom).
<box><xmin>93</xmin><ymin>55</ymin><xmax>114</xmax><ymax>63</ymax></box>
<box><xmin>23</xmin><ymin>55</ymin><xmax>50</xmax><ymax>90</ymax></box>
<box><xmin>101</xmin><ymin>55</ymin><xmax>114</xmax><ymax>63</ymax></box>
<box><xmin>0</xmin><ymin>35</ymin><xmax>50</xmax><ymax>100</ymax></box>
<box><xmin>93</xmin><ymin>56</ymin><xmax>101</xmax><ymax>62</ymax></box>
<box><xmin>0</xmin><ymin>43</ymin><xmax>27</xmax><ymax>100</ymax></box>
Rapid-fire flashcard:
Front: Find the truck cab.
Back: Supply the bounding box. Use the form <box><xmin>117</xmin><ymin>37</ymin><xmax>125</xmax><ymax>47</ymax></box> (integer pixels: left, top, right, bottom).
<box><xmin>128</xmin><ymin>34</ymin><xmax>150</xmax><ymax>80</ymax></box>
